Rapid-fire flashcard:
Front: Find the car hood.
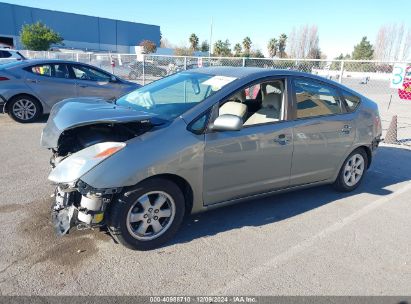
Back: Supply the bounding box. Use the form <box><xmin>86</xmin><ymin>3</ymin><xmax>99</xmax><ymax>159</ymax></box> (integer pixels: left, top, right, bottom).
<box><xmin>41</xmin><ymin>97</ymin><xmax>156</xmax><ymax>149</ymax></box>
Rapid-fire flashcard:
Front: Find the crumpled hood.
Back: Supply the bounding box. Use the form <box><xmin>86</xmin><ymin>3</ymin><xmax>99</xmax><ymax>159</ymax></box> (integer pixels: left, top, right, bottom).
<box><xmin>41</xmin><ymin>97</ymin><xmax>156</xmax><ymax>149</ymax></box>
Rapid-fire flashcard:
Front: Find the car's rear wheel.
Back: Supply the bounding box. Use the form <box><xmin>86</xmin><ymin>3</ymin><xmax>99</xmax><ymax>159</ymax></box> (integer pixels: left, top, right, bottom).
<box><xmin>8</xmin><ymin>95</ymin><xmax>41</xmax><ymax>123</ymax></box>
<box><xmin>333</xmin><ymin>148</ymin><xmax>368</xmax><ymax>192</ymax></box>
<box><xmin>107</xmin><ymin>178</ymin><xmax>185</xmax><ymax>250</ymax></box>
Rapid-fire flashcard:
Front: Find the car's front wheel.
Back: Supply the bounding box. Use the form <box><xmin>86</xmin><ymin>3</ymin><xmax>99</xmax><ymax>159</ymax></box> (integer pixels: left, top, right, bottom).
<box><xmin>8</xmin><ymin>95</ymin><xmax>41</xmax><ymax>123</ymax></box>
<box><xmin>333</xmin><ymin>148</ymin><xmax>368</xmax><ymax>192</ymax></box>
<box><xmin>107</xmin><ymin>178</ymin><xmax>185</xmax><ymax>250</ymax></box>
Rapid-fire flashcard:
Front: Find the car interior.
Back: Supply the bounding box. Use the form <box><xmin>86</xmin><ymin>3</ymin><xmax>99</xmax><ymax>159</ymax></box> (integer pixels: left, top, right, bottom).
<box><xmin>218</xmin><ymin>80</ymin><xmax>284</xmax><ymax>126</ymax></box>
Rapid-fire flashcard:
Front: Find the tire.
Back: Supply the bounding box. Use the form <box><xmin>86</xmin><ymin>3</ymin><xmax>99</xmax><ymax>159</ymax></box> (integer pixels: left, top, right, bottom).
<box><xmin>333</xmin><ymin>148</ymin><xmax>368</xmax><ymax>192</ymax></box>
<box><xmin>8</xmin><ymin>95</ymin><xmax>42</xmax><ymax>123</ymax></box>
<box><xmin>107</xmin><ymin>177</ymin><xmax>185</xmax><ymax>250</ymax></box>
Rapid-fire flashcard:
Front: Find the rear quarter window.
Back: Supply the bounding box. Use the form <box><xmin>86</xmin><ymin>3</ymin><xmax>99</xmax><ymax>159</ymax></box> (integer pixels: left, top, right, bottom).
<box><xmin>342</xmin><ymin>90</ymin><xmax>361</xmax><ymax>112</ymax></box>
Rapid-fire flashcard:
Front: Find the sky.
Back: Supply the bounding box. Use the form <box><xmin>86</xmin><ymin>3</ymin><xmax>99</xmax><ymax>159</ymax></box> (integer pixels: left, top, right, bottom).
<box><xmin>2</xmin><ymin>0</ymin><xmax>411</xmax><ymax>58</ymax></box>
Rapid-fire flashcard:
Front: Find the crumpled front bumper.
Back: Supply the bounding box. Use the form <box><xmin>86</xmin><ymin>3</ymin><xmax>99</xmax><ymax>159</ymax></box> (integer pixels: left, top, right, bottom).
<box><xmin>52</xmin><ymin>180</ymin><xmax>121</xmax><ymax>235</ymax></box>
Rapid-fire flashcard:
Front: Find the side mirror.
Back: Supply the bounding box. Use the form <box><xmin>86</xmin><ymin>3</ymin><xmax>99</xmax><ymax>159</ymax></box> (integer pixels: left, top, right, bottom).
<box><xmin>209</xmin><ymin>114</ymin><xmax>243</xmax><ymax>131</ymax></box>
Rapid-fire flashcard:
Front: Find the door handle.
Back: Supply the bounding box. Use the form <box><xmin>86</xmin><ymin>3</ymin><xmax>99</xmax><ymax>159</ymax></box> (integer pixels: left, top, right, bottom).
<box><xmin>77</xmin><ymin>84</ymin><xmax>88</xmax><ymax>88</ymax></box>
<box><xmin>274</xmin><ymin>134</ymin><xmax>290</xmax><ymax>145</ymax></box>
<box><xmin>341</xmin><ymin>125</ymin><xmax>352</xmax><ymax>134</ymax></box>
<box><xmin>27</xmin><ymin>79</ymin><xmax>39</xmax><ymax>83</ymax></box>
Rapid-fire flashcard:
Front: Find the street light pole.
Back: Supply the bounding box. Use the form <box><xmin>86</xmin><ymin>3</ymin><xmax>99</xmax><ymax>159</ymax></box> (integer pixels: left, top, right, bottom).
<box><xmin>209</xmin><ymin>17</ymin><xmax>213</xmax><ymax>57</ymax></box>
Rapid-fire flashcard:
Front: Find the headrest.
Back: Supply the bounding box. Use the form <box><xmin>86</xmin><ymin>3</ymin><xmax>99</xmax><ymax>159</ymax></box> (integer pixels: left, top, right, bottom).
<box><xmin>262</xmin><ymin>93</ymin><xmax>281</xmax><ymax>111</ymax></box>
<box><xmin>230</xmin><ymin>90</ymin><xmax>246</xmax><ymax>103</ymax></box>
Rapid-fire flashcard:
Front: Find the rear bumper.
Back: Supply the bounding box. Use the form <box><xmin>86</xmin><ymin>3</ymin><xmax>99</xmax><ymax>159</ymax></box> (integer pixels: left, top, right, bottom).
<box><xmin>372</xmin><ymin>136</ymin><xmax>381</xmax><ymax>152</ymax></box>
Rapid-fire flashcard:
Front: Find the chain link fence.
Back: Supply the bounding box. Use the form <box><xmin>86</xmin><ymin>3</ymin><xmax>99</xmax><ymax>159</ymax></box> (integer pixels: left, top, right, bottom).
<box><xmin>19</xmin><ymin>50</ymin><xmax>411</xmax><ymax>143</ymax></box>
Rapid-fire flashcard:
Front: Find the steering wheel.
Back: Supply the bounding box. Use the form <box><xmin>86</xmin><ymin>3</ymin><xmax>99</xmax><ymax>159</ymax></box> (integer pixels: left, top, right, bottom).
<box><xmin>80</xmin><ymin>73</ymin><xmax>89</xmax><ymax>80</ymax></box>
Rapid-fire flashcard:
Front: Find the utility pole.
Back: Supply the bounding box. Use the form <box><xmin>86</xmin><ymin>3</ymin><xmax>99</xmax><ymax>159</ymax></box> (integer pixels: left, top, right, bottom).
<box><xmin>209</xmin><ymin>17</ymin><xmax>213</xmax><ymax>57</ymax></box>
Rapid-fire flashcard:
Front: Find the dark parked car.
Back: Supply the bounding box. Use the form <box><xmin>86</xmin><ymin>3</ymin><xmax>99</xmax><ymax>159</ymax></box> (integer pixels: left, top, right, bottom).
<box><xmin>128</xmin><ymin>61</ymin><xmax>167</xmax><ymax>79</ymax></box>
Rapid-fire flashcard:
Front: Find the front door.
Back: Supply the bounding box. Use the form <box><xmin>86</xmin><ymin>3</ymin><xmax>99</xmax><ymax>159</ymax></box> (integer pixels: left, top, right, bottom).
<box><xmin>289</xmin><ymin>77</ymin><xmax>356</xmax><ymax>186</ymax></box>
<box><xmin>203</xmin><ymin>123</ymin><xmax>294</xmax><ymax>205</ymax></box>
<box><xmin>69</xmin><ymin>64</ymin><xmax>120</xmax><ymax>100</ymax></box>
<box><xmin>203</xmin><ymin>78</ymin><xmax>293</xmax><ymax>205</ymax></box>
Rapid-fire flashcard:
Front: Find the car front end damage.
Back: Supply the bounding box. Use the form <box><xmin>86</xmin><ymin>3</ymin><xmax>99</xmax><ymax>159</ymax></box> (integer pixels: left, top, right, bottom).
<box><xmin>48</xmin><ymin>141</ymin><xmax>126</xmax><ymax>235</ymax></box>
<box><xmin>42</xmin><ymin>98</ymin><xmax>162</xmax><ymax>236</ymax></box>
<box><xmin>52</xmin><ymin>180</ymin><xmax>121</xmax><ymax>235</ymax></box>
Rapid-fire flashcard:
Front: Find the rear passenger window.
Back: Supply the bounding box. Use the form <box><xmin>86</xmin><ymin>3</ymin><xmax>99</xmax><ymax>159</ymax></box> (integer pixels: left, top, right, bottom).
<box><xmin>29</xmin><ymin>64</ymin><xmax>53</xmax><ymax>77</ymax></box>
<box><xmin>342</xmin><ymin>90</ymin><xmax>361</xmax><ymax>112</ymax></box>
<box><xmin>293</xmin><ymin>78</ymin><xmax>342</xmax><ymax>119</ymax></box>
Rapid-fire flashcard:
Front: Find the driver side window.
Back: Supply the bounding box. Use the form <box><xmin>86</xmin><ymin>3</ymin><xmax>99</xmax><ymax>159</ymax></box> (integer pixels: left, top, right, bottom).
<box><xmin>218</xmin><ymin>79</ymin><xmax>285</xmax><ymax>127</ymax></box>
<box><xmin>71</xmin><ymin>65</ymin><xmax>111</xmax><ymax>82</ymax></box>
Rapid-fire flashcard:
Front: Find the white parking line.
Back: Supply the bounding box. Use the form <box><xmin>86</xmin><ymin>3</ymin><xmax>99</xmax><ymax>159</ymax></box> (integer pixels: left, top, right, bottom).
<box><xmin>213</xmin><ymin>180</ymin><xmax>411</xmax><ymax>294</ymax></box>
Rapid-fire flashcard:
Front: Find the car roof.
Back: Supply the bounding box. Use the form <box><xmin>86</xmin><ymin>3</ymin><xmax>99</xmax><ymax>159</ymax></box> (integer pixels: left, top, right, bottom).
<box><xmin>15</xmin><ymin>58</ymin><xmax>85</xmax><ymax>65</ymax></box>
<box><xmin>2</xmin><ymin>59</ymin><xmax>102</xmax><ymax>70</ymax></box>
<box><xmin>190</xmin><ymin>66</ymin><xmax>324</xmax><ymax>80</ymax></box>
<box><xmin>189</xmin><ymin>66</ymin><xmax>364</xmax><ymax>97</ymax></box>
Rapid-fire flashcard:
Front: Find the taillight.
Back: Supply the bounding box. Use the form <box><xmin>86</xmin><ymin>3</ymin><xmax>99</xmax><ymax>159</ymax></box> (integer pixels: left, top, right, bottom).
<box><xmin>0</xmin><ymin>76</ymin><xmax>9</xmax><ymax>81</ymax></box>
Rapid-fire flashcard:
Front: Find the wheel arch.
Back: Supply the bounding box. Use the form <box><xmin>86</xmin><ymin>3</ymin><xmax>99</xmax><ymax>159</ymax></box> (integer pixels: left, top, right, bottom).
<box><xmin>356</xmin><ymin>145</ymin><xmax>372</xmax><ymax>169</ymax></box>
<box><xmin>133</xmin><ymin>173</ymin><xmax>194</xmax><ymax>216</ymax></box>
<box><xmin>5</xmin><ymin>93</ymin><xmax>44</xmax><ymax>114</ymax></box>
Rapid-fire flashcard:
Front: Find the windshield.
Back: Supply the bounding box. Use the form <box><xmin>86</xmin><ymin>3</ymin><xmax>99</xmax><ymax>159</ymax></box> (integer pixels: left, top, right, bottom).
<box><xmin>116</xmin><ymin>72</ymin><xmax>236</xmax><ymax>121</ymax></box>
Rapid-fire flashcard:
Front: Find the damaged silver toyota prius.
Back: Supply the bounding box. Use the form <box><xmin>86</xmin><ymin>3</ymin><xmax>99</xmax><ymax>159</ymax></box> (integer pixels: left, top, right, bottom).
<box><xmin>41</xmin><ymin>67</ymin><xmax>382</xmax><ymax>250</ymax></box>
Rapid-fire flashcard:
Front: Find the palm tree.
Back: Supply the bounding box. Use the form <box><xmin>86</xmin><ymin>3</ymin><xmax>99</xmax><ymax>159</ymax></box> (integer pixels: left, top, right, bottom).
<box><xmin>189</xmin><ymin>33</ymin><xmax>199</xmax><ymax>51</ymax></box>
<box><xmin>213</xmin><ymin>40</ymin><xmax>225</xmax><ymax>56</ymax></box>
<box><xmin>267</xmin><ymin>38</ymin><xmax>278</xmax><ymax>58</ymax></box>
<box><xmin>242</xmin><ymin>37</ymin><xmax>252</xmax><ymax>55</ymax></box>
<box><xmin>278</xmin><ymin>34</ymin><xmax>287</xmax><ymax>58</ymax></box>
<box><xmin>234</xmin><ymin>43</ymin><xmax>242</xmax><ymax>56</ymax></box>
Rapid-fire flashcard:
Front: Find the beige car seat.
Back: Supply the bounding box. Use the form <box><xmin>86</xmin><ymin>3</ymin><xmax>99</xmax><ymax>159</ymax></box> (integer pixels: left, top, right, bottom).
<box><xmin>244</xmin><ymin>83</ymin><xmax>282</xmax><ymax>125</ymax></box>
<box><xmin>218</xmin><ymin>90</ymin><xmax>247</xmax><ymax>121</ymax></box>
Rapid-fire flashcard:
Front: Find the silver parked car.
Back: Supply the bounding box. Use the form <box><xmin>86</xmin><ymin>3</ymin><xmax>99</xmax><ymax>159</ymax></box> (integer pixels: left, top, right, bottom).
<box><xmin>0</xmin><ymin>48</ymin><xmax>26</xmax><ymax>64</ymax></box>
<box><xmin>42</xmin><ymin>67</ymin><xmax>382</xmax><ymax>250</ymax></box>
<box><xmin>0</xmin><ymin>59</ymin><xmax>140</xmax><ymax>122</ymax></box>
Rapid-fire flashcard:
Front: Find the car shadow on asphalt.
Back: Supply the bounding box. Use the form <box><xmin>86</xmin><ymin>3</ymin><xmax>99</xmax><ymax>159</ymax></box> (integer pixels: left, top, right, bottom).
<box><xmin>170</xmin><ymin>145</ymin><xmax>411</xmax><ymax>247</ymax></box>
<box><xmin>34</xmin><ymin>114</ymin><xmax>49</xmax><ymax>123</ymax></box>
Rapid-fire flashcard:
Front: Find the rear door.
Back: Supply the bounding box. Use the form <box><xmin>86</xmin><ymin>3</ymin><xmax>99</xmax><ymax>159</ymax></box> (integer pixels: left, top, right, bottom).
<box><xmin>69</xmin><ymin>64</ymin><xmax>120</xmax><ymax>100</ymax></box>
<box><xmin>289</xmin><ymin>77</ymin><xmax>356</xmax><ymax>186</ymax></box>
<box><xmin>24</xmin><ymin>63</ymin><xmax>77</xmax><ymax>108</ymax></box>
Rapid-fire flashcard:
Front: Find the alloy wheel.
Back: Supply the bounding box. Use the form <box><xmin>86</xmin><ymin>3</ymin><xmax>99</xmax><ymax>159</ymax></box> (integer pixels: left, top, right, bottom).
<box><xmin>12</xmin><ymin>99</ymin><xmax>37</xmax><ymax>121</ymax></box>
<box><xmin>126</xmin><ymin>191</ymin><xmax>176</xmax><ymax>241</ymax></box>
<box><xmin>343</xmin><ymin>153</ymin><xmax>365</xmax><ymax>187</ymax></box>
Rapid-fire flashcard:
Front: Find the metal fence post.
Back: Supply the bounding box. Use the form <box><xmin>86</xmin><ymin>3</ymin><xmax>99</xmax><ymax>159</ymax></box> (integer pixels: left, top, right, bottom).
<box><xmin>339</xmin><ymin>60</ymin><xmax>344</xmax><ymax>83</ymax></box>
<box><xmin>142</xmin><ymin>54</ymin><xmax>146</xmax><ymax>86</ymax></box>
<box><xmin>184</xmin><ymin>57</ymin><xmax>187</xmax><ymax>70</ymax></box>
<box><xmin>242</xmin><ymin>57</ymin><xmax>246</xmax><ymax>67</ymax></box>
<box><xmin>76</xmin><ymin>53</ymin><xmax>79</xmax><ymax>62</ymax></box>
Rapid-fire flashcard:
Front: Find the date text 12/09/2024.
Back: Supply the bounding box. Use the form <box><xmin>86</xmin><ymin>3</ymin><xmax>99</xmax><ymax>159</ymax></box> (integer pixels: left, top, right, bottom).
<box><xmin>149</xmin><ymin>296</ymin><xmax>258</xmax><ymax>303</ymax></box>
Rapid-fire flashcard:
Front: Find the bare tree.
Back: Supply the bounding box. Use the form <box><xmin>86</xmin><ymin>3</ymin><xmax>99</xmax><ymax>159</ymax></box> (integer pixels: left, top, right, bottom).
<box><xmin>287</xmin><ymin>27</ymin><xmax>297</xmax><ymax>58</ymax></box>
<box><xmin>375</xmin><ymin>23</ymin><xmax>410</xmax><ymax>61</ymax></box>
<box><xmin>394</xmin><ymin>24</ymin><xmax>404</xmax><ymax>60</ymax></box>
<box><xmin>403</xmin><ymin>29</ymin><xmax>411</xmax><ymax>60</ymax></box>
<box><xmin>374</xmin><ymin>26</ymin><xmax>387</xmax><ymax>61</ymax></box>
<box><xmin>286</xmin><ymin>25</ymin><xmax>319</xmax><ymax>58</ymax></box>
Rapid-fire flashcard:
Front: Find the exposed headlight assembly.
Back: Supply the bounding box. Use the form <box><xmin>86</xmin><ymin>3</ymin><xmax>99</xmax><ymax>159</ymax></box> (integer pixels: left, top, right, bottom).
<box><xmin>48</xmin><ymin>142</ymin><xmax>126</xmax><ymax>184</ymax></box>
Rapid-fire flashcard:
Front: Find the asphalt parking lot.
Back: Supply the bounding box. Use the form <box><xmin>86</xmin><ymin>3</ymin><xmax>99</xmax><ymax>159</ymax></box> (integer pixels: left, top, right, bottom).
<box><xmin>1</xmin><ymin>113</ymin><xmax>411</xmax><ymax>296</ymax></box>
